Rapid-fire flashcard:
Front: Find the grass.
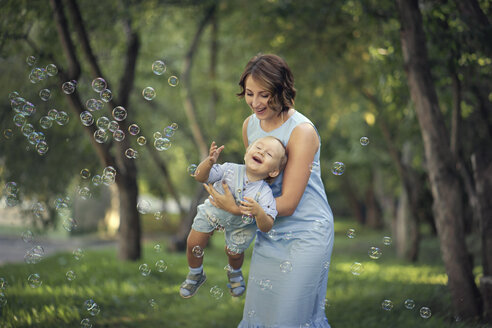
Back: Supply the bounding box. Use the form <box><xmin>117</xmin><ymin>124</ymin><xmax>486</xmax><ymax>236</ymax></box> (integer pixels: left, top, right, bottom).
<box><xmin>0</xmin><ymin>218</ymin><xmax>489</xmax><ymax>328</ymax></box>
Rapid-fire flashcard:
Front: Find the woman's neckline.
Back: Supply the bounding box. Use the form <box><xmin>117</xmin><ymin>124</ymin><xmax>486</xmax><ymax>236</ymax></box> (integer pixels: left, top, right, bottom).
<box><xmin>259</xmin><ymin>108</ymin><xmax>296</xmax><ymax>133</ymax></box>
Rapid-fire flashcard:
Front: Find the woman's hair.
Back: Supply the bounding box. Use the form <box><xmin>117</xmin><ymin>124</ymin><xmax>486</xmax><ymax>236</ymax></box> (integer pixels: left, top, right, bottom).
<box><xmin>237</xmin><ymin>54</ymin><xmax>296</xmax><ymax>113</ymax></box>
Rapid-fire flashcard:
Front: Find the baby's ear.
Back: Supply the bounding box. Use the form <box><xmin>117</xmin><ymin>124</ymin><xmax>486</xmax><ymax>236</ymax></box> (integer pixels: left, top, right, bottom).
<box><xmin>269</xmin><ymin>169</ymin><xmax>280</xmax><ymax>178</ymax></box>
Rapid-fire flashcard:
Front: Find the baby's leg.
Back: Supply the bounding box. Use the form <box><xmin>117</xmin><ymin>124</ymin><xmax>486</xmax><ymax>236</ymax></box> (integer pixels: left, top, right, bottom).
<box><xmin>226</xmin><ymin>247</ymin><xmax>244</xmax><ymax>270</ymax></box>
<box><xmin>187</xmin><ymin>229</ymin><xmax>212</xmax><ymax>268</ymax></box>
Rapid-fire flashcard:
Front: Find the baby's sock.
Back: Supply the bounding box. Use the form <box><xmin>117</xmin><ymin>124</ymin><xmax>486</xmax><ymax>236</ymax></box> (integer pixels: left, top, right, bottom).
<box><xmin>229</xmin><ymin>268</ymin><xmax>245</xmax><ymax>296</ymax></box>
<box><xmin>180</xmin><ymin>265</ymin><xmax>204</xmax><ymax>297</ymax></box>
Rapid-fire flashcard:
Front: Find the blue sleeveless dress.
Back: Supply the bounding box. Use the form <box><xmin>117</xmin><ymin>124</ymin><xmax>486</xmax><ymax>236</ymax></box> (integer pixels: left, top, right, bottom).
<box><xmin>238</xmin><ymin>111</ymin><xmax>334</xmax><ymax>328</ymax></box>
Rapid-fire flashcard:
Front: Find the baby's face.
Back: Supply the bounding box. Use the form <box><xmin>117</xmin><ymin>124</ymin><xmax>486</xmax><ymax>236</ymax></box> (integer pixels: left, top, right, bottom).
<box><xmin>244</xmin><ymin>138</ymin><xmax>284</xmax><ymax>180</ymax></box>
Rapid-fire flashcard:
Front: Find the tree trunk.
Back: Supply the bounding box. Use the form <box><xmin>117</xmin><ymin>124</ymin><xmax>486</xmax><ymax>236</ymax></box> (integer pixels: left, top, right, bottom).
<box><xmin>364</xmin><ymin>174</ymin><xmax>383</xmax><ymax>229</ymax></box>
<box><xmin>472</xmin><ymin>149</ymin><xmax>492</xmax><ymax>321</ymax></box>
<box><xmin>339</xmin><ymin>175</ymin><xmax>365</xmax><ymax>225</ymax></box>
<box><xmin>396</xmin><ymin>0</ymin><xmax>482</xmax><ymax>320</ymax></box>
<box><xmin>168</xmin><ymin>4</ymin><xmax>216</xmax><ymax>251</ymax></box>
<box><xmin>51</xmin><ymin>0</ymin><xmax>142</xmax><ymax>260</ymax></box>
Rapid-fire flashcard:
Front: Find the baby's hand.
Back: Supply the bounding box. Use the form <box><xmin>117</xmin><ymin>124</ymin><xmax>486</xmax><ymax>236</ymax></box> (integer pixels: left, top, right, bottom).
<box><xmin>239</xmin><ymin>197</ymin><xmax>261</xmax><ymax>217</ymax></box>
<box><xmin>208</xmin><ymin>141</ymin><xmax>224</xmax><ymax>164</ymax></box>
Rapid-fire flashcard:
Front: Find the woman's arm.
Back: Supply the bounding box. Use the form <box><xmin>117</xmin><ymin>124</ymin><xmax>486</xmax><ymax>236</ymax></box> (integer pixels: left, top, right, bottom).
<box><xmin>275</xmin><ymin>123</ymin><xmax>319</xmax><ymax>217</ymax></box>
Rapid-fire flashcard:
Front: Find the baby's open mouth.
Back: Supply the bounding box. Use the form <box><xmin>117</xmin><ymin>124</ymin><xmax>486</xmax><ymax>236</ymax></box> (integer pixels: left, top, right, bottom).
<box><xmin>253</xmin><ymin>155</ymin><xmax>263</xmax><ymax>164</ymax></box>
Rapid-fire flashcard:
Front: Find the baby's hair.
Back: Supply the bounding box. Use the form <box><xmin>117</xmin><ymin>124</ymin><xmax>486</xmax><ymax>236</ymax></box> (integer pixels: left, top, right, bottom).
<box><xmin>250</xmin><ymin>136</ymin><xmax>287</xmax><ymax>184</ymax></box>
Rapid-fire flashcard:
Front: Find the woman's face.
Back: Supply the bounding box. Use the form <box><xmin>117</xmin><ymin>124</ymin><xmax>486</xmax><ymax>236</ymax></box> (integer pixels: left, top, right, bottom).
<box><xmin>244</xmin><ymin>75</ymin><xmax>277</xmax><ymax>120</ymax></box>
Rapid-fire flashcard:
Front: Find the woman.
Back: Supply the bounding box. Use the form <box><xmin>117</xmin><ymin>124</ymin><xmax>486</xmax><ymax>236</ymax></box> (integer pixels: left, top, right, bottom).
<box><xmin>205</xmin><ymin>54</ymin><xmax>334</xmax><ymax>327</ymax></box>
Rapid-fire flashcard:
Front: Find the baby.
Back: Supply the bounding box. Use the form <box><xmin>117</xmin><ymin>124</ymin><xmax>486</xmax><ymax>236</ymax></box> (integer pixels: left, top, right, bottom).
<box><xmin>180</xmin><ymin>136</ymin><xmax>287</xmax><ymax>298</ymax></box>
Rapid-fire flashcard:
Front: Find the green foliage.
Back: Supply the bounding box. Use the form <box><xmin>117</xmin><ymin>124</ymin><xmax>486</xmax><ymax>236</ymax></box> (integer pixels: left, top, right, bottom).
<box><xmin>0</xmin><ymin>221</ymin><xmax>486</xmax><ymax>327</ymax></box>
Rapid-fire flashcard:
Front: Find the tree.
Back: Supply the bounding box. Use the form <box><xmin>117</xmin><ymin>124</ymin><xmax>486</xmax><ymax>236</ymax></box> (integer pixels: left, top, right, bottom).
<box><xmin>49</xmin><ymin>0</ymin><xmax>141</xmax><ymax>260</ymax></box>
<box><xmin>396</xmin><ymin>0</ymin><xmax>482</xmax><ymax>320</ymax></box>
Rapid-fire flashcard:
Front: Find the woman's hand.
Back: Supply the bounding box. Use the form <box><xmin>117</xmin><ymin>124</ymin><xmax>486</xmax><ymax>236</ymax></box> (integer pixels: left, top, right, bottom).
<box><xmin>203</xmin><ymin>182</ymin><xmax>242</xmax><ymax>216</ymax></box>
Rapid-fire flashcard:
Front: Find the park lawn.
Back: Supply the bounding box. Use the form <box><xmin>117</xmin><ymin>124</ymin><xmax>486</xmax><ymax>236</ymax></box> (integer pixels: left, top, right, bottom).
<box><xmin>0</xmin><ymin>219</ymin><xmax>487</xmax><ymax>328</ymax></box>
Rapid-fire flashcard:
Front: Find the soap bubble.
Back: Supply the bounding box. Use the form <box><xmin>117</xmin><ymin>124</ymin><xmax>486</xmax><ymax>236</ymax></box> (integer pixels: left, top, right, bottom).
<box><xmin>368</xmin><ymin>247</ymin><xmax>382</xmax><ymax>260</ymax></box>
<box><xmin>350</xmin><ymin>262</ymin><xmax>364</xmax><ymax>276</ymax></box>
<box><xmin>192</xmin><ymin>245</ymin><xmax>204</xmax><ymax>258</ymax></box>
<box><xmin>13</xmin><ymin>113</ymin><xmax>26</xmax><ymax>127</ymax></box>
<box><xmin>137</xmin><ymin>136</ymin><xmax>146</xmax><ymax>146</ymax></box>
<box><xmin>80</xmin><ymin>111</ymin><xmax>94</xmax><ymax>126</ymax></box>
<box><xmin>331</xmin><ymin>162</ymin><xmax>345</xmax><ymax>175</ymax></box>
<box><xmin>39</xmin><ymin>116</ymin><xmax>53</xmax><ymax>129</ymax></box>
<box><xmin>0</xmin><ymin>292</ymin><xmax>6</xmax><ymax>307</ymax></box>
<box><xmin>85</xmin><ymin>99</ymin><xmax>97</xmax><ymax>111</ymax></box>
<box><xmin>48</xmin><ymin>109</ymin><xmax>58</xmax><ymax>120</ymax></box>
<box><xmin>94</xmin><ymin>129</ymin><xmax>108</xmax><ymax>143</ymax></box>
<box><xmin>46</xmin><ymin>64</ymin><xmax>58</xmax><ymax>76</ymax></box>
<box><xmin>137</xmin><ymin>200</ymin><xmax>151</xmax><ymax>214</ymax></box>
<box><xmin>168</xmin><ymin>75</ymin><xmax>179</xmax><ymax>87</ymax></box>
<box><xmin>62</xmin><ymin>81</ymin><xmax>76</xmax><ymax>94</ymax></box>
<box><xmin>36</xmin><ymin>141</ymin><xmax>49</xmax><ymax>155</ymax></box>
<box><xmin>80</xmin><ymin>318</ymin><xmax>92</xmax><ymax>328</ymax></box>
<box><xmin>0</xmin><ymin>278</ymin><xmax>7</xmax><ymax>291</ymax></box>
<box><xmin>113</xmin><ymin>129</ymin><xmax>125</xmax><ymax>141</ymax></box>
<box><xmin>66</xmin><ymin>270</ymin><xmax>76</xmax><ymax>281</ymax></box>
<box><xmin>259</xmin><ymin>279</ymin><xmax>273</xmax><ymax>291</ymax></box>
<box><xmin>125</xmin><ymin>148</ymin><xmax>137</xmax><ymax>159</ymax></box>
<box><xmin>153</xmin><ymin>131</ymin><xmax>162</xmax><ymax>139</ymax></box>
<box><xmin>210</xmin><ymin>285</ymin><xmax>224</xmax><ymax>300</ymax></box>
<box><xmin>187</xmin><ymin>164</ymin><xmax>197</xmax><ymax>176</ymax></box>
<box><xmin>21</xmin><ymin>123</ymin><xmax>35</xmax><ymax>137</ymax></box>
<box><xmin>154</xmin><ymin>137</ymin><xmax>171</xmax><ymax>151</ymax></box>
<box><xmin>108</xmin><ymin>121</ymin><xmax>120</xmax><ymax>132</ymax></box>
<box><xmin>26</xmin><ymin>55</ymin><xmax>37</xmax><ymax>66</ymax></box>
<box><xmin>346</xmin><ymin>228</ymin><xmax>356</xmax><ymax>238</ymax></box>
<box><xmin>5</xmin><ymin>182</ymin><xmax>19</xmax><ymax>195</ymax></box>
<box><xmin>404</xmin><ymin>299</ymin><xmax>415</xmax><ymax>310</ymax></box>
<box><xmin>100</xmin><ymin>89</ymin><xmax>112</xmax><ymax>102</ymax></box>
<box><xmin>360</xmin><ymin>136</ymin><xmax>369</xmax><ymax>146</ymax></box>
<box><xmin>142</xmin><ymin>87</ymin><xmax>156</xmax><ymax>100</ymax></box>
<box><xmin>108</xmin><ymin>120</ymin><xmax>119</xmax><ymax>132</ymax></box>
<box><xmin>91</xmin><ymin>78</ymin><xmax>106</xmax><ymax>93</ymax></box>
<box><xmin>27</xmin><ymin>273</ymin><xmax>42</xmax><ymax>288</ymax></box>
<box><xmin>420</xmin><ymin>306</ymin><xmax>431</xmax><ymax>319</ymax></box>
<box><xmin>96</xmin><ymin>116</ymin><xmax>110</xmax><ymax>130</ymax></box>
<box><xmin>85</xmin><ymin>299</ymin><xmax>100</xmax><ymax>316</ymax></box>
<box><xmin>73</xmin><ymin>248</ymin><xmax>84</xmax><ymax>260</ymax></box>
<box><xmin>21</xmin><ymin>230</ymin><xmax>33</xmax><ymax>243</ymax></box>
<box><xmin>24</xmin><ymin>246</ymin><xmax>45</xmax><ymax>264</ymax></box>
<box><xmin>170</xmin><ymin>122</ymin><xmax>179</xmax><ymax>130</ymax></box>
<box><xmin>154</xmin><ymin>211</ymin><xmax>163</xmax><ymax>220</ymax></box>
<box><xmin>22</xmin><ymin>102</ymin><xmax>36</xmax><ymax>116</ymax></box>
<box><xmin>139</xmin><ymin>263</ymin><xmax>151</xmax><ymax>276</ymax></box>
<box><xmin>62</xmin><ymin>217</ymin><xmax>78</xmax><ymax>231</ymax></box>
<box><xmin>242</xmin><ymin>214</ymin><xmax>254</xmax><ymax>224</ymax></box>
<box><xmin>155</xmin><ymin>259</ymin><xmax>168</xmax><ymax>272</ymax></box>
<box><xmin>55</xmin><ymin>111</ymin><xmax>70</xmax><ymax>125</ymax></box>
<box><xmin>149</xmin><ymin>298</ymin><xmax>158</xmax><ymax>309</ymax></box>
<box><xmin>164</xmin><ymin>126</ymin><xmax>175</xmax><ymax>137</ymax></box>
<box><xmin>382</xmin><ymin>236</ymin><xmax>392</xmax><ymax>246</ymax></box>
<box><xmin>154</xmin><ymin>244</ymin><xmax>162</xmax><ymax>252</ymax></box>
<box><xmin>112</xmin><ymin>106</ymin><xmax>127</xmax><ymax>121</ymax></box>
<box><xmin>381</xmin><ymin>299</ymin><xmax>393</xmax><ymax>311</ymax></box>
<box><xmin>39</xmin><ymin>89</ymin><xmax>51</xmax><ymax>101</ymax></box>
<box><xmin>32</xmin><ymin>202</ymin><xmax>46</xmax><ymax>218</ymax></box>
<box><xmin>80</xmin><ymin>169</ymin><xmax>91</xmax><ymax>179</ymax></box>
<box><xmin>279</xmin><ymin>260</ymin><xmax>293</xmax><ymax>273</ymax></box>
<box><xmin>128</xmin><ymin>124</ymin><xmax>140</xmax><ymax>136</ymax></box>
<box><xmin>152</xmin><ymin>60</ymin><xmax>166</xmax><ymax>75</ymax></box>
<box><xmin>3</xmin><ymin>129</ymin><xmax>13</xmax><ymax>139</ymax></box>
